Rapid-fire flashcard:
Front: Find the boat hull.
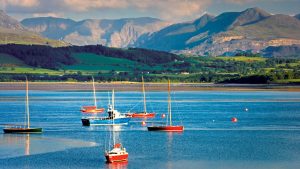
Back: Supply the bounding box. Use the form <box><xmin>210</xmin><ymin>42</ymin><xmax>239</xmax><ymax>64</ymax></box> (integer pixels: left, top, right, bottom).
<box><xmin>147</xmin><ymin>126</ymin><xmax>184</xmax><ymax>132</ymax></box>
<box><xmin>127</xmin><ymin>112</ymin><xmax>155</xmax><ymax>118</ymax></box>
<box><xmin>81</xmin><ymin>108</ymin><xmax>105</xmax><ymax>113</ymax></box>
<box><xmin>3</xmin><ymin>128</ymin><xmax>42</xmax><ymax>133</ymax></box>
<box><xmin>81</xmin><ymin>117</ymin><xmax>130</xmax><ymax>126</ymax></box>
<box><xmin>105</xmin><ymin>153</ymin><xmax>128</xmax><ymax>163</ymax></box>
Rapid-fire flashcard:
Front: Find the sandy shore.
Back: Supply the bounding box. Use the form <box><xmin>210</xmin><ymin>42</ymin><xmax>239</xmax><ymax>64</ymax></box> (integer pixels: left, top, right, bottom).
<box><xmin>0</xmin><ymin>82</ymin><xmax>300</xmax><ymax>91</ymax></box>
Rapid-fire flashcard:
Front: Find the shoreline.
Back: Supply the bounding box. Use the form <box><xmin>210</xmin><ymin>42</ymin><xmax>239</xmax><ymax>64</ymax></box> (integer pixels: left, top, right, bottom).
<box><xmin>0</xmin><ymin>82</ymin><xmax>300</xmax><ymax>91</ymax></box>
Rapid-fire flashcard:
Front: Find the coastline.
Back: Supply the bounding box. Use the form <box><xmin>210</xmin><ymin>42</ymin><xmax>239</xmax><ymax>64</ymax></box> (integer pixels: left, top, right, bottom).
<box><xmin>0</xmin><ymin>82</ymin><xmax>300</xmax><ymax>91</ymax></box>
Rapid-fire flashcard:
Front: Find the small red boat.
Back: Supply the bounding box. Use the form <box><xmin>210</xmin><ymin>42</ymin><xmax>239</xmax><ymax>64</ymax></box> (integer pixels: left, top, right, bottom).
<box><xmin>81</xmin><ymin>77</ymin><xmax>104</xmax><ymax>114</ymax></box>
<box><xmin>105</xmin><ymin>143</ymin><xmax>128</xmax><ymax>163</ymax></box>
<box><xmin>81</xmin><ymin>106</ymin><xmax>104</xmax><ymax>113</ymax></box>
<box><xmin>127</xmin><ymin>76</ymin><xmax>155</xmax><ymax>118</ymax></box>
<box><xmin>147</xmin><ymin>80</ymin><xmax>184</xmax><ymax>132</ymax></box>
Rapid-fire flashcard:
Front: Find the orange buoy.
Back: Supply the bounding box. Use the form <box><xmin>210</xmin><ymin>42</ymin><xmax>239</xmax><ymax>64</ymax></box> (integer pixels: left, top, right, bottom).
<box><xmin>141</xmin><ymin>121</ymin><xmax>146</xmax><ymax>126</ymax></box>
<box><xmin>231</xmin><ymin>117</ymin><xmax>238</xmax><ymax>123</ymax></box>
<box><xmin>161</xmin><ymin>114</ymin><xmax>166</xmax><ymax>118</ymax></box>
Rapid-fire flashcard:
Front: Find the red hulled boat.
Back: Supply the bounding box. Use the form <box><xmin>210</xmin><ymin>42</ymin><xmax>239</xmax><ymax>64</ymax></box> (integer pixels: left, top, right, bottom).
<box><xmin>126</xmin><ymin>76</ymin><xmax>155</xmax><ymax>118</ymax></box>
<box><xmin>105</xmin><ymin>143</ymin><xmax>128</xmax><ymax>163</ymax></box>
<box><xmin>81</xmin><ymin>76</ymin><xmax>104</xmax><ymax>113</ymax></box>
<box><xmin>147</xmin><ymin>80</ymin><xmax>184</xmax><ymax>132</ymax></box>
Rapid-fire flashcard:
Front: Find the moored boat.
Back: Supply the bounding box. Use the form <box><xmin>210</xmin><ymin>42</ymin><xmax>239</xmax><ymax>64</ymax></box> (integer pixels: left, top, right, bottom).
<box><xmin>81</xmin><ymin>89</ymin><xmax>130</xmax><ymax>126</ymax></box>
<box><xmin>147</xmin><ymin>80</ymin><xmax>184</xmax><ymax>132</ymax></box>
<box><xmin>126</xmin><ymin>76</ymin><xmax>155</xmax><ymax>118</ymax></box>
<box><xmin>105</xmin><ymin>143</ymin><xmax>128</xmax><ymax>163</ymax></box>
<box><xmin>3</xmin><ymin>78</ymin><xmax>43</xmax><ymax>134</ymax></box>
<box><xmin>80</xmin><ymin>77</ymin><xmax>105</xmax><ymax>113</ymax></box>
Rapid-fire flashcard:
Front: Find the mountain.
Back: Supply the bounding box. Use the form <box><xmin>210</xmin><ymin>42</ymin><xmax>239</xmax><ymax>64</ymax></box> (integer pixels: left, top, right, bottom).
<box><xmin>263</xmin><ymin>44</ymin><xmax>300</xmax><ymax>57</ymax></box>
<box><xmin>0</xmin><ymin>10</ymin><xmax>68</xmax><ymax>47</ymax></box>
<box><xmin>136</xmin><ymin>7</ymin><xmax>300</xmax><ymax>56</ymax></box>
<box><xmin>21</xmin><ymin>17</ymin><xmax>170</xmax><ymax>47</ymax></box>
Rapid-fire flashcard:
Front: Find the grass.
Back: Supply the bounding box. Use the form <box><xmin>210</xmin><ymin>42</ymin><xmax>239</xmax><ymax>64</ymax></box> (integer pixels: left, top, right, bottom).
<box><xmin>0</xmin><ymin>53</ymin><xmax>26</xmax><ymax>66</ymax></box>
<box><xmin>64</xmin><ymin>53</ymin><xmax>138</xmax><ymax>72</ymax></box>
<box><xmin>275</xmin><ymin>79</ymin><xmax>300</xmax><ymax>83</ymax></box>
<box><xmin>0</xmin><ymin>66</ymin><xmax>62</xmax><ymax>75</ymax></box>
<box><xmin>216</xmin><ymin>56</ymin><xmax>266</xmax><ymax>62</ymax></box>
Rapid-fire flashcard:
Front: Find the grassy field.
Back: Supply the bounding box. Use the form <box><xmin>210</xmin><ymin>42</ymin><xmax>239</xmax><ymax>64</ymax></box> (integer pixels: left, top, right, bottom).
<box><xmin>64</xmin><ymin>53</ymin><xmax>139</xmax><ymax>72</ymax></box>
<box><xmin>216</xmin><ymin>56</ymin><xmax>266</xmax><ymax>62</ymax></box>
<box><xmin>0</xmin><ymin>66</ymin><xmax>62</xmax><ymax>75</ymax></box>
<box><xmin>0</xmin><ymin>53</ymin><xmax>26</xmax><ymax>66</ymax></box>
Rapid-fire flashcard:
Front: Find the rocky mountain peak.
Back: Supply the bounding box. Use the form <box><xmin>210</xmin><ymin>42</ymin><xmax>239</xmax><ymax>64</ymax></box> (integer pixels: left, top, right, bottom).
<box><xmin>231</xmin><ymin>7</ymin><xmax>271</xmax><ymax>28</ymax></box>
<box><xmin>0</xmin><ymin>10</ymin><xmax>25</xmax><ymax>30</ymax></box>
<box><xmin>193</xmin><ymin>13</ymin><xmax>215</xmax><ymax>29</ymax></box>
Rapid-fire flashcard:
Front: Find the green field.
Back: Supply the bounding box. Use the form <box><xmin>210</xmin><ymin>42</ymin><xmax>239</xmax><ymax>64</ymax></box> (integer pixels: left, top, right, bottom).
<box><xmin>0</xmin><ymin>53</ymin><xmax>26</xmax><ymax>66</ymax></box>
<box><xmin>216</xmin><ymin>56</ymin><xmax>266</xmax><ymax>62</ymax></box>
<box><xmin>64</xmin><ymin>53</ymin><xmax>139</xmax><ymax>73</ymax></box>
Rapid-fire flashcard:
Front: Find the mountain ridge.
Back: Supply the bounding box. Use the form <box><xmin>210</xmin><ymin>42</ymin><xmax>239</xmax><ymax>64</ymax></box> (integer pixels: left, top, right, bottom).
<box><xmin>21</xmin><ymin>16</ymin><xmax>170</xmax><ymax>47</ymax></box>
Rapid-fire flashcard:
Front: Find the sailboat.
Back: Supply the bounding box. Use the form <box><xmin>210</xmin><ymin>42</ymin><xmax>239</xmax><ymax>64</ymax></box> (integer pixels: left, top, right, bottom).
<box><xmin>126</xmin><ymin>76</ymin><xmax>155</xmax><ymax>118</ymax></box>
<box><xmin>81</xmin><ymin>89</ymin><xmax>130</xmax><ymax>126</ymax></box>
<box><xmin>3</xmin><ymin>78</ymin><xmax>42</xmax><ymax>134</ymax></box>
<box><xmin>104</xmin><ymin>126</ymin><xmax>128</xmax><ymax>163</ymax></box>
<box><xmin>81</xmin><ymin>77</ymin><xmax>105</xmax><ymax>113</ymax></box>
<box><xmin>147</xmin><ymin>80</ymin><xmax>184</xmax><ymax>132</ymax></box>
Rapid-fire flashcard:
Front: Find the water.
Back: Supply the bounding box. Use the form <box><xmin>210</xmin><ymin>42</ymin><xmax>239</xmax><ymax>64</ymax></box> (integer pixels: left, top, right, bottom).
<box><xmin>0</xmin><ymin>90</ymin><xmax>300</xmax><ymax>169</ymax></box>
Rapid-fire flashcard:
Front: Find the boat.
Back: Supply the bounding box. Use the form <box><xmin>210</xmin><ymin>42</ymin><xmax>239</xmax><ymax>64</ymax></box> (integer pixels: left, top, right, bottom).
<box><xmin>80</xmin><ymin>77</ymin><xmax>105</xmax><ymax>113</ymax></box>
<box><xmin>81</xmin><ymin>89</ymin><xmax>130</xmax><ymax>126</ymax></box>
<box><xmin>105</xmin><ymin>126</ymin><xmax>128</xmax><ymax>163</ymax></box>
<box><xmin>3</xmin><ymin>78</ymin><xmax>42</xmax><ymax>134</ymax></box>
<box><xmin>147</xmin><ymin>80</ymin><xmax>184</xmax><ymax>132</ymax></box>
<box><xmin>126</xmin><ymin>76</ymin><xmax>155</xmax><ymax>118</ymax></box>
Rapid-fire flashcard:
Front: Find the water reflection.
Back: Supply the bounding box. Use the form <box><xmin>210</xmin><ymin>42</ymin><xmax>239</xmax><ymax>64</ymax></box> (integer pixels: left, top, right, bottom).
<box><xmin>105</xmin><ymin>161</ymin><xmax>128</xmax><ymax>169</ymax></box>
<box><xmin>1</xmin><ymin>134</ymin><xmax>31</xmax><ymax>156</ymax></box>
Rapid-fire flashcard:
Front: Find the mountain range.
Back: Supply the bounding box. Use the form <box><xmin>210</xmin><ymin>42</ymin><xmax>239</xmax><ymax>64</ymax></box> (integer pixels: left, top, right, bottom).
<box><xmin>21</xmin><ymin>17</ymin><xmax>170</xmax><ymax>47</ymax></box>
<box><xmin>1</xmin><ymin>8</ymin><xmax>300</xmax><ymax>56</ymax></box>
<box><xmin>0</xmin><ymin>10</ymin><xmax>67</xmax><ymax>47</ymax></box>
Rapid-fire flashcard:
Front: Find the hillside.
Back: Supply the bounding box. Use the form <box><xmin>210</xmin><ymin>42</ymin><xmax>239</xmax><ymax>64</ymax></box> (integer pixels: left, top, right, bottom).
<box><xmin>0</xmin><ymin>10</ymin><xmax>68</xmax><ymax>47</ymax></box>
<box><xmin>21</xmin><ymin>17</ymin><xmax>170</xmax><ymax>47</ymax></box>
<box><xmin>136</xmin><ymin>8</ymin><xmax>300</xmax><ymax>56</ymax></box>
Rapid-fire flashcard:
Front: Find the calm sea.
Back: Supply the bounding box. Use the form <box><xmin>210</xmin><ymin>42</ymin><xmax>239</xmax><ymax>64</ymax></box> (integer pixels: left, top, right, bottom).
<box><xmin>0</xmin><ymin>90</ymin><xmax>300</xmax><ymax>169</ymax></box>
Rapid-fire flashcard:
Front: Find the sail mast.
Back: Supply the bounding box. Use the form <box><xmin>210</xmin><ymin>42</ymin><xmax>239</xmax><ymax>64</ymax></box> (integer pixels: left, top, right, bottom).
<box><xmin>142</xmin><ymin>76</ymin><xmax>147</xmax><ymax>113</ymax></box>
<box><xmin>112</xmin><ymin>89</ymin><xmax>115</xmax><ymax>111</ymax></box>
<box><xmin>168</xmin><ymin>80</ymin><xmax>172</xmax><ymax>126</ymax></box>
<box><xmin>26</xmin><ymin>77</ymin><xmax>30</xmax><ymax>128</ymax></box>
<box><xmin>92</xmin><ymin>76</ymin><xmax>97</xmax><ymax>108</ymax></box>
<box><xmin>112</xmin><ymin>89</ymin><xmax>115</xmax><ymax>146</ymax></box>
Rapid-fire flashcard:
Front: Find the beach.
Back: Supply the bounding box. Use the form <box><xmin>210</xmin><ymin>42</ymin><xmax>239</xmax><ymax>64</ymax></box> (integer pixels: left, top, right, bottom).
<box><xmin>0</xmin><ymin>82</ymin><xmax>300</xmax><ymax>91</ymax></box>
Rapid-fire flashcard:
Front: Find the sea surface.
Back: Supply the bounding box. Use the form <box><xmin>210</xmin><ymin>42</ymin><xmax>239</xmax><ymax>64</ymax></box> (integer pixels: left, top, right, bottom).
<box><xmin>0</xmin><ymin>90</ymin><xmax>300</xmax><ymax>169</ymax></box>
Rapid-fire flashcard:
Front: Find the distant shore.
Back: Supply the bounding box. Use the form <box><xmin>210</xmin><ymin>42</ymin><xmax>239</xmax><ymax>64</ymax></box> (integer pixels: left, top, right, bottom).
<box><xmin>0</xmin><ymin>82</ymin><xmax>300</xmax><ymax>91</ymax></box>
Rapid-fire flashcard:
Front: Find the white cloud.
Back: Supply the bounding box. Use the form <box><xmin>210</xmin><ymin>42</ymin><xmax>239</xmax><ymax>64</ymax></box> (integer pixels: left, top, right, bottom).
<box><xmin>32</xmin><ymin>12</ymin><xmax>63</xmax><ymax>18</ymax></box>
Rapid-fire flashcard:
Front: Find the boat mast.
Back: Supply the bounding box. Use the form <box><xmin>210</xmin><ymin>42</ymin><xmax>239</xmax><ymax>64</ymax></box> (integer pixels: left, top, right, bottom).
<box><xmin>168</xmin><ymin>80</ymin><xmax>172</xmax><ymax>126</ymax></box>
<box><xmin>112</xmin><ymin>89</ymin><xmax>115</xmax><ymax>146</ymax></box>
<box><xmin>92</xmin><ymin>76</ymin><xmax>97</xmax><ymax>108</ymax></box>
<box><xmin>26</xmin><ymin>77</ymin><xmax>30</xmax><ymax>128</ymax></box>
<box><xmin>112</xmin><ymin>89</ymin><xmax>115</xmax><ymax>110</ymax></box>
<box><xmin>142</xmin><ymin>76</ymin><xmax>147</xmax><ymax>113</ymax></box>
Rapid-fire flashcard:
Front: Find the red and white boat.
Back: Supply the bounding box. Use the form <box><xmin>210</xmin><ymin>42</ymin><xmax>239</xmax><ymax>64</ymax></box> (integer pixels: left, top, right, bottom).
<box><xmin>126</xmin><ymin>76</ymin><xmax>155</xmax><ymax>118</ymax></box>
<box><xmin>147</xmin><ymin>80</ymin><xmax>184</xmax><ymax>132</ymax></box>
<box><xmin>105</xmin><ymin>143</ymin><xmax>128</xmax><ymax>163</ymax></box>
<box><xmin>81</xmin><ymin>77</ymin><xmax>104</xmax><ymax>113</ymax></box>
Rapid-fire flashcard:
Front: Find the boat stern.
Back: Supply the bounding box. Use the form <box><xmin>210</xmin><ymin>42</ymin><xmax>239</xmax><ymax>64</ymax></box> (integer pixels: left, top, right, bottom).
<box><xmin>81</xmin><ymin>119</ymin><xmax>90</xmax><ymax>126</ymax></box>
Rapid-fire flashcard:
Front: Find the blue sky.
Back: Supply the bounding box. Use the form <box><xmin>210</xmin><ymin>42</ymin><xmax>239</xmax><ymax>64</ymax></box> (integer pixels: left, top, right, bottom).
<box><xmin>1</xmin><ymin>0</ymin><xmax>300</xmax><ymax>21</ymax></box>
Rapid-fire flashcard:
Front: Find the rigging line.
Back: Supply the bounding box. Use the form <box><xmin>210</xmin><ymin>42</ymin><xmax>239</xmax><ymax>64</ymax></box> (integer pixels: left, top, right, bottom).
<box><xmin>126</xmin><ymin>99</ymin><xmax>143</xmax><ymax>113</ymax></box>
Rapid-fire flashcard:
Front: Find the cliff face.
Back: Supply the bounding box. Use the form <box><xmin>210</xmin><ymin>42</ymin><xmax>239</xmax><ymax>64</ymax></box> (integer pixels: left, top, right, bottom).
<box><xmin>22</xmin><ymin>17</ymin><xmax>170</xmax><ymax>47</ymax></box>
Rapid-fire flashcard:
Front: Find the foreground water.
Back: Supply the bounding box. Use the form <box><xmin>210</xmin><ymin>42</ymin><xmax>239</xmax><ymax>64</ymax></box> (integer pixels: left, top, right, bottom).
<box><xmin>0</xmin><ymin>90</ymin><xmax>300</xmax><ymax>169</ymax></box>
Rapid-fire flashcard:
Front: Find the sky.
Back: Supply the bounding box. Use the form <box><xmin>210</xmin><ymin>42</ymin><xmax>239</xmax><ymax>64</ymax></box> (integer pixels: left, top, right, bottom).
<box><xmin>0</xmin><ymin>0</ymin><xmax>300</xmax><ymax>22</ymax></box>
